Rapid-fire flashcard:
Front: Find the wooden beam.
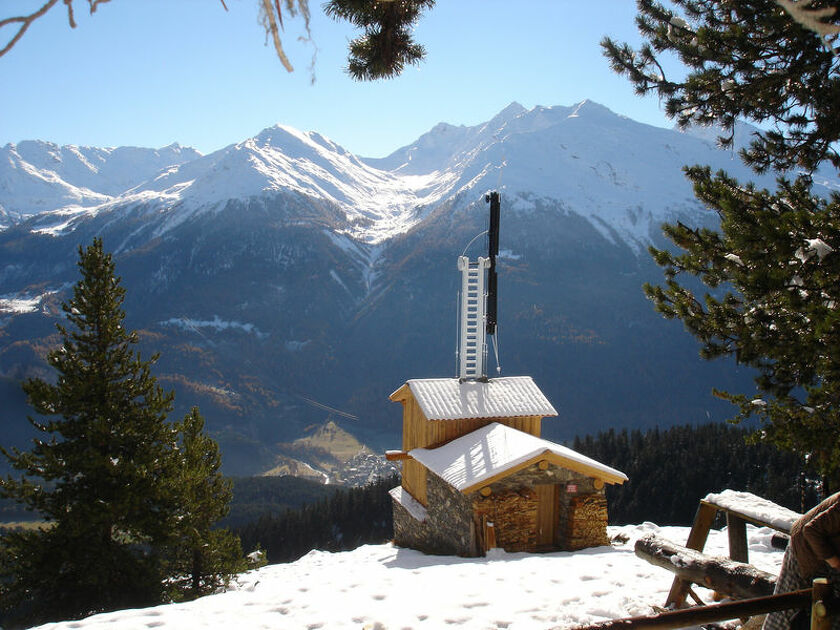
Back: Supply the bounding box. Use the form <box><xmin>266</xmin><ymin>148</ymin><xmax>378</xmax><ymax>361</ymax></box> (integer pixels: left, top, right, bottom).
<box><xmin>702</xmin><ymin>497</ymin><xmax>798</xmax><ymax>534</ymax></box>
<box><xmin>636</xmin><ymin>534</ymin><xmax>776</xmax><ymax>600</ymax></box>
<box><xmin>385</xmin><ymin>450</ymin><xmax>412</xmax><ymax>461</ymax></box>
<box><xmin>666</xmin><ymin>501</ymin><xmax>717</xmax><ymax>608</ymax></box>
<box><xmin>727</xmin><ymin>513</ymin><xmax>749</xmax><ymax>563</ymax></box>
<box><xmin>569</xmin><ymin>589</ymin><xmax>812</xmax><ymax>630</ymax></box>
<box><xmin>462</xmin><ymin>450</ymin><xmax>625</xmax><ymax>494</ymax></box>
<box><xmin>388</xmin><ymin>383</ymin><xmax>411</xmax><ymax>403</ymax></box>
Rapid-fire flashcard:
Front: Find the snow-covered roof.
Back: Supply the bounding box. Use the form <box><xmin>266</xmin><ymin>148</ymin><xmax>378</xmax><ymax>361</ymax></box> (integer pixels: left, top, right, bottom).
<box><xmin>389</xmin><ymin>486</ymin><xmax>428</xmax><ymax>523</ymax></box>
<box><xmin>409</xmin><ymin>422</ymin><xmax>627</xmax><ymax>493</ymax></box>
<box><xmin>391</xmin><ymin>377</ymin><xmax>557</xmax><ymax>421</ymax></box>
<box><xmin>703</xmin><ymin>490</ymin><xmax>801</xmax><ymax>533</ymax></box>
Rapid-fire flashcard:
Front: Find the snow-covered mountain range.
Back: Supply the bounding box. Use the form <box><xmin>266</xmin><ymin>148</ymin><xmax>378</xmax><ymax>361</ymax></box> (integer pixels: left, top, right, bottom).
<box><xmin>5</xmin><ymin>100</ymin><xmax>829</xmax><ymax>248</ymax></box>
<box><xmin>2</xmin><ymin>101</ymin><xmax>835</xmax><ymax>475</ymax></box>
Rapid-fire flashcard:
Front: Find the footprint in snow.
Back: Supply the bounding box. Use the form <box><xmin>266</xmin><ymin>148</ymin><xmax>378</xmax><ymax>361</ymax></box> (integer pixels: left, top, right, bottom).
<box><xmin>444</xmin><ymin>617</ymin><xmax>470</xmax><ymax>625</ymax></box>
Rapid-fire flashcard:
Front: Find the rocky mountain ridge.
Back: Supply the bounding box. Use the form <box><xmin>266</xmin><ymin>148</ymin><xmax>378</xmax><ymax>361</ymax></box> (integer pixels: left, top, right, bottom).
<box><xmin>2</xmin><ymin>101</ymin><xmax>834</xmax><ymax>475</ymax></box>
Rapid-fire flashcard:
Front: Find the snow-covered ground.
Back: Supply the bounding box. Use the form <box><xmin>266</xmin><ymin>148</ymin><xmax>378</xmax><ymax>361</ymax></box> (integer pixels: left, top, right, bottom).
<box><xmin>33</xmin><ymin>522</ymin><xmax>785</xmax><ymax>630</ymax></box>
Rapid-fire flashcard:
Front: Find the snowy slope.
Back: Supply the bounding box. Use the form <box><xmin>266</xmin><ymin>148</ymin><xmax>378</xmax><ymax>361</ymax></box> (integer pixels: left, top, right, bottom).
<box><xmin>0</xmin><ymin>140</ymin><xmax>201</xmax><ymax>217</ymax></box>
<box><xmin>118</xmin><ymin>125</ymin><xmax>455</xmax><ymax>242</ymax></box>
<box><xmin>30</xmin><ymin>523</ymin><xmax>786</xmax><ymax>630</ymax></box>
<box><xmin>9</xmin><ymin>100</ymin><xmax>834</xmax><ymax>250</ymax></box>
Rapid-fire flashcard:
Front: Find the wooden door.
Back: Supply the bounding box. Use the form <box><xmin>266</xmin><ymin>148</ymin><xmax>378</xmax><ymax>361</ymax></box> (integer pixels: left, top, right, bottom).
<box><xmin>535</xmin><ymin>484</ymin><xmax>558</xmax><ymax>547</ymax></box>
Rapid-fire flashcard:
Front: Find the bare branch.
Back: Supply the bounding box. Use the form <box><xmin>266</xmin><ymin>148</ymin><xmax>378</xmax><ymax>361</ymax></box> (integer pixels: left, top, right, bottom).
<box><xmin>87</xmin><ymin>0</ymin><xmax>112</xmax><ymax>15</ymax></box>
<box><xmin>64</xmin><ymin>0</ymin><xmax>77</xmax><ymax>28</ymax></box>
<box><xmin>0</xmin><ymin>0</ymin><xmax>62</xmax><ymax>58</ymax></box>
<box><xmin>260</xmin><ymin>0</ymin><xmax>293</xmax><ymax>72</ymax></box>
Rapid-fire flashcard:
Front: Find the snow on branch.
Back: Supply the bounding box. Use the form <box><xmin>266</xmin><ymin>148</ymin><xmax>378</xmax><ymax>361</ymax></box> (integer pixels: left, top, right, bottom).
<box><xmin>777</xmin><ymin>0</ymin><xmax>840</xmax><ymax>56</ymax></box>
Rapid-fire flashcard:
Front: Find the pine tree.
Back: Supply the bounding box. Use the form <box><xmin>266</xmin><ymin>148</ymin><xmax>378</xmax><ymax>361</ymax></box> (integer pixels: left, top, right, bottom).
<box><xmin>166</xmin><ymin>407</ymin><xmax>247</xmax><ymax>601</ymax></box>
<box><xmin>602</xmin><ymin>1</ymin><xmax>840</xmax><ymax>492</ymax></box>
<box><xmin>324</xmin><ymin>0</ymin><xmax>435</xmax><ymax>80</ymax></box>
<box><xmin>601</xmin><ymin>0</ymin><xmax>840</xmax><ymax>173</ymax></box>
<box><xmin>1</xmin><ymin>239</ymin><xmax>181</xmax><ymax>625</ymax></box>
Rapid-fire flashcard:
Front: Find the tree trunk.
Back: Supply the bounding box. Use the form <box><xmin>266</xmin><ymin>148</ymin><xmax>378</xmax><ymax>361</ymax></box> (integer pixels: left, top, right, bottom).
<box><xmin>191</xmin><ymin>548</ymin><xmax>202</xmax><ymax>597</ymax></box>
<box><xmin>634</xmin><ymin>534</ymin><xmax>777</xmax><ymax>600</ymax></box>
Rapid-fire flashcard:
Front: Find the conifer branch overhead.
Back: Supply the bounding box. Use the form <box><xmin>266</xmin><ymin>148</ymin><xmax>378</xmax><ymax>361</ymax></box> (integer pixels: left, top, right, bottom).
<box><xmin>324</xmin><ymin>0</ymin><xmax>435</xmax><ymax>80</ymax></box>
<box><xmin>1</xmin><ymin>0</ymin><xmax>430</xmax><ymax>81</ymax></box>
<box><xmin>602</xmin><ymin>0</ymin><xmax>840</xmax><ymax>173</ymax></box>
<box><xmin>608</xmin><ymin>0</ymin><xmax>840</xmax><ymax>493</ymax></box>
<box><xmin>777</xmin><ymin>0</ymin><xmax>840</xmax><ymax>38</ymax></box>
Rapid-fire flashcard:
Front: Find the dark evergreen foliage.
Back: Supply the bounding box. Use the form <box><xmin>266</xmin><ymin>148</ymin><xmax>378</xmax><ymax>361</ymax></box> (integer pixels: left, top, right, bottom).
<box><xmin>0</xmin><ymin>239</ymin><xmax>180</xmax><ymax>626</ymax></box>
<box><xmin>602</xmin><ymin>1</ymin><xmax>840</xmax><ymax>490</ymax></box>
<box><xmin>166</xmin><ymin>407</ymin><xmax>247</xmax><ymax>601</ymax></box>
<box><xmin>573</xmin><ymin>422</ymin><xmax>821</xmax><ymax>525</ymax></box>
<box><xmin>601</xmin><ymin>0</ymin><xmax>840</xmax><ymax>173</ymax></box>
<box><xmin>324</xmin><ymin>0</ymin><xmax>435</xmax><ymax>80</ymax></box>
<box><xmin>235</xmin><ymin>474</ymin><xmax>397</xmax><ymax>564</ymax></box>
<box><xmin>0</xmin><ymin>239</ymin><xmax>246</xmax><ymax>627</ymax></box>
<box><xmin>222</xmin><ymin>475</ymin><xmax>340</xmax><ymax>528</ymax></box>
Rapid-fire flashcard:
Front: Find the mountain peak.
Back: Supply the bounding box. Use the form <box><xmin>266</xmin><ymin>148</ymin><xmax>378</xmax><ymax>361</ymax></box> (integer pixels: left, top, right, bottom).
<box><xmin>491</xmin><ymin>101</ymin><xmax>527</xmax><ymax>123</ymax></box>
<box><xmin>567</xmin><ymin>99</ymin><xmax>618</xmax><ymax>120</ymax></box>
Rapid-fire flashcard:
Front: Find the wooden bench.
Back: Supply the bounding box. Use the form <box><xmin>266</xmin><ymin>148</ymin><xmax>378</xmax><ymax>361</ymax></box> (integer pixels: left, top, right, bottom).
<box><xmin>666</xmin><ymin>490</ymin><xmax>802</xmax><ymax>608</ymax></box>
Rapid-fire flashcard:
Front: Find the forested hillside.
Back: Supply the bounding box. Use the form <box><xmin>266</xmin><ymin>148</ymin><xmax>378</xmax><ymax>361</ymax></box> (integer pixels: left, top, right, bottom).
<box><xmin>228</xmin><ymin>423</ymin><xmax>817</xmax><ymax>565</ymax></box>
<box><xmin>574</xmin><ymin>423</ymin><xmax>820</xmax><ymax>525</ymax></box>
<box><xmin>234</xmin><ymin>475</ymin><xmax>397</xmax><ymax>564</ymax></box>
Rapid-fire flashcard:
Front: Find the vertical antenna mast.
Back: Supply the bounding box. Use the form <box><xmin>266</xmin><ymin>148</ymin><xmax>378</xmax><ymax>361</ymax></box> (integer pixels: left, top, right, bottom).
<box><xmin>456</xmin><ymin>191</ymin><xmax>501</xmax><ymax>382</ymax></box>
<box><xmin>486</xmin><ymin>191</ymin><xmax>500</xmax><ymax>336</ymax></box>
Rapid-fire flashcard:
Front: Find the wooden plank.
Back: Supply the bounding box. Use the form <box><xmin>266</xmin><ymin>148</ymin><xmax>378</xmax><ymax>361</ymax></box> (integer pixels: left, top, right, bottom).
<box><xmin>569</xmin><ymin>589</ymin><xmax>812</xmax><ymax>630</ymax></box>
<box><xmin>484</xmin><ymin>519</ymin><xmax>497</xmax><ymax>551</ymax></box>
<box><xmin>402</xmin><ymin>460</ymin><xmax>427</xmax><ymax>505</ymax></box>
<box><xmin>727</xmin><ymin>513</ymin><xmax>749</xmax><ymax>563</ymax></box>
<box><xmin>385</xmin><ymin>450</ymin><xmax>411</xmax><ymax>461</ymax></box>
<box><xmin>810</xmin><ymin>578</ymin><xmax>839</xmax><ymax>630</ymax></box>
<box><xmin>535</xmin><ymin>484</ymin><xmax>556</xmax><ymax>546</ymax></box>
<box><xmin>703</xmin><ymin>493</ymin><xmax>799</xmax><ymax>534</ymax></box>
<box><xmin>388</xmin><ymin>383</ymin><xmax>411</xmax><ymax>402</ymax></box>
<box><xmin>665</xmin><ymin>501</ymin><xmax>717</xmax><ymax>608</ymax></box>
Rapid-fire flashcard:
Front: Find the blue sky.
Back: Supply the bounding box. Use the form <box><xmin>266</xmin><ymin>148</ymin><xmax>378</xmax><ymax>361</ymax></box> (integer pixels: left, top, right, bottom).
<box><xmin>0</xmin><ymin>1</ymin><xmax>675</xmax><ymax>158</ymax></box>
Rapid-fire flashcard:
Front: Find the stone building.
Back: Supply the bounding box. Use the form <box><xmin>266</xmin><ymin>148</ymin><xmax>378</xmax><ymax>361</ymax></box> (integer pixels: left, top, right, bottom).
<box><xmin>387</xmin><ymin>192</ymin><xmax>628</xmax><ymax>556</ymax></box>
<box><xmin>387</xmin><ymin>377</ymin><xmax>628</xmax><ymax>556</ymax></box>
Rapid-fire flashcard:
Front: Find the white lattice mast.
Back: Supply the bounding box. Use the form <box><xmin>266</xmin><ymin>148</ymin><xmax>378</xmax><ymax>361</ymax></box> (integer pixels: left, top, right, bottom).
<box><xmin>456</xmin><ymin>192</ymin><xmax>501</xmax><ymax>381</ymax></box>
<box><xmin>457</xmin><ymin>256</ymin><xmax>490</xmax><ymax>380</ymax></box>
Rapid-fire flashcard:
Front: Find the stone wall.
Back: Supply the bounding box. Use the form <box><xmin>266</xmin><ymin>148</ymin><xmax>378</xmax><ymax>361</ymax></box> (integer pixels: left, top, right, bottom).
<box><xmin>391</xmin><ymin>473</ymin><xmax>476</xmax><ymax>556</ymax></box>
<box><xmin>392</xmin><ymin>461</ymin><xmax>612</xmax><ymax>556</ymax></box>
